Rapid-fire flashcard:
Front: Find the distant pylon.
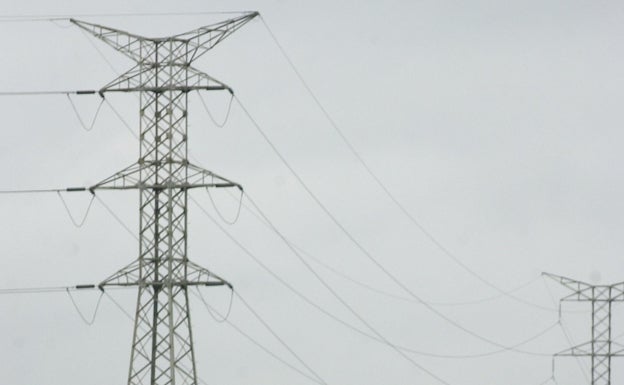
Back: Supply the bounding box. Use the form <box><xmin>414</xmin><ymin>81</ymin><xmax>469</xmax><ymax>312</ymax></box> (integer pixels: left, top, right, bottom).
<box><xmin>71</xmin><ymin>13</ymin><xmax>258</xmax><ymax>385</ymax></box>
<box><xmin>545</xmin><ymin>273</ymin><xmax>624</xmax><ymax>385</ymax></box>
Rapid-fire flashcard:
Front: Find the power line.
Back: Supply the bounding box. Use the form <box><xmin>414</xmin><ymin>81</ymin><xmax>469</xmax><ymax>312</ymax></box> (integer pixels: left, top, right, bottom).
<box><xmin>205</xmin><ymin>186</ymin><xmax>243</xmax><ymax>225</ymax></box>
<box><xmin>234</xmin><ymin>290</ymin><xmax>329</xmax><ymax>385</ymax></box>
<box><xmin>243</xmin><ymin>193</ymin><xmax>557</xmax><ymax>357</ymax></box>
<box><xmin>0</xmin><ymin>11</ymin><xmax>256</xmax><ymax>22</ymax></box>
<box><xmin>56</xmin><ymin>190</ymin><xmax>96</xmax><ymax>227</ymax></box>
<box><xmin>235</xmin><ymin>94</ymin><xmax>557</xmax><ymax>354</ymax></box>
<box><xmin>66</xmin><ymin>93</ymin><xmax>105</xmax><ymax>132</ymax></box>
<box><xmin>65</xmin><ymin>288</ymin><xmax>104</xmax><ymax>326</ymax></box>
<box><xmin>0</xmin><ymin>89</ymin><xmax>96</xmax><ymax>96</ymax></box>
<box><xmin>194</xmin><ymin>196</ymin><xmax>556</xmax><ymax>359</ymax></box>
<box><xmin>258</xmin><ymin>15</ymin><xmax>555</xmax><ymax>313</ymax></box>
<box><xmin>224</xmin><ymin>188</ymin><xmax>546</xmax><ymax>308</ymax></box>
<box><xmin>0</xmin><ymin>186</ymin><xmax>88</xmax><ymax>194</ymax></box>
<box><xmin>94</xmin><ymin>195</ymin><xmax>138</xmax><ymax>241</ymax></box>
<box><xmin>197</xmin><ymin>194</ymin><xmax>452</xmax><ymax>384</ymax></box>
<box><xmin>191</xmin><ymin>289</ymin><xmax>326</xmax><ymax>385</ymax></box>
<box><xmin>196</xmin><ymin>90</ymin><xmax>235</xmax><ymax>128</ymax></box>
<box><xmin>194</xmin><ymin>286</ymin><xmax>234</xmax><ymax>323</ymax></box>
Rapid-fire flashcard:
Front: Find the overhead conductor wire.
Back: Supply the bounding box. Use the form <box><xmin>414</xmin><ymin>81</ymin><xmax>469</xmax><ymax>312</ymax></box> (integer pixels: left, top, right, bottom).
<box><xmin>258</xmin><ymin>16</ymin><xmax>555</xmax><ymax>313</ymax></box>
<box><xmin>190</xmin><ymin>196</ymin><xmax>451</xmax><ymax>384</ymax></box>
<box><xmin>224</xmin><ymin>188</ymin><xmax>545</xmax><ymax>308</ymax></box>
<box><xmin>191</xmin><ymin>289</ymin><xmax>325</xmax><ymax>385</ymax></box>
<box><xmin>235</xmin><ymin>94</ymin><xmax>554</xmax><ymax>357</ymax></box>
<box><xmin>191</xmin><ymin>195</ymin><xmax>555</xmax><ymax>359</ymax></box>
<box><xmin>233</xmin><ymin>290</ymin><xmax>328</xmax><ymax>385</ymax></box>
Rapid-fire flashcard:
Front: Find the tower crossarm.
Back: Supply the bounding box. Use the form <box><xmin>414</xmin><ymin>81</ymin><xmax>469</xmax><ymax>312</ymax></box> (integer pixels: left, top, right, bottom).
<box><xmin>543</xmin><ymin>272</ymin><xmax>596</xmax><ymax>301</ymax></box>
<box><xmin>70</xmin><ymin>19</ymin><xmax>155</xmax><ymax>63</ymax></box>
<box><xmin>71</xmin><ymin>13</ymin><xmax>258</xmax><ymax>65</ymax></box>
<box><xmin>98</xmin><ymin>65</ymin><xmax>232</xmax><ymax>95</ymax></box>
<box><xmin>98</xmin><ymin>259</ymin><xmax>230</xmax><ymax>289</ymax></box>
<box><xmin>88</xmin><ymin>162</ymin><xmax>242</xmax><ymax>191</ymax></box>
<box><xmin>170</xmin><ymin>12</ymin><xmax>259</xmax><ymax>62</ymax></box>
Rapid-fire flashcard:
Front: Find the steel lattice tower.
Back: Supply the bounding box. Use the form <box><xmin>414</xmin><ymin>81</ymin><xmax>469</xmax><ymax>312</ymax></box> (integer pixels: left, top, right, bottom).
<box><xmin>546</xmin><ymin>273</ymin><xmax>624</xmax><ymax>385</ymax></box>
<box><xmin>70</xmin><ymin>13</ymin><xmax>258</xmax><ymax>385</ymax></box>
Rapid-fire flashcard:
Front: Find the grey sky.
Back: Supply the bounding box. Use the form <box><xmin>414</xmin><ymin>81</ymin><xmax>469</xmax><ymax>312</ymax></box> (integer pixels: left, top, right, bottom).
<box><xmin>1</xmin><ymin>1</ymin><xmax>623</xmax><ymax>384</ymax></box>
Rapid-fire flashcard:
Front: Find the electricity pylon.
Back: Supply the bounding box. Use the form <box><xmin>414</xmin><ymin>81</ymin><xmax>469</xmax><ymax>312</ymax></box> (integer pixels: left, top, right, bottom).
<box><xmin>71</xmin><ymin>13</ymin><xmax>258</xmax><ymax>385</ymax></box>
<box><xmin>545</xmin><ymin>273</ymin><xmax>624</xmax><ymax>385</ymax></box>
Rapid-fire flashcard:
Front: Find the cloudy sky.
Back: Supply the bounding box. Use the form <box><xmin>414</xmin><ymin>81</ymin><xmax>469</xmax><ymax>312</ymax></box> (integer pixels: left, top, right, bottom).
<box><xmin>1</xmin><ymin>1</ymin><xmax>623</xmax><ymax>384</ymax></box>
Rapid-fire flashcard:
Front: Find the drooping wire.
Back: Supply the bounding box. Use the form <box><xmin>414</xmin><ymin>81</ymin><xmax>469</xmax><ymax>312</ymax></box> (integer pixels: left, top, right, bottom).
<box><xmin>66</xmin><ymin>288</ymin><xmax>104</xmax><ymax>326</ymax></box>
<box><xmin>0</xmin><ymin>284</ymin><xmax>123</xmax><ymax>295</ymax></box>
<box><xmin>78</xmin><ymin>27</ymin><xmax>123</xmax><ymax>76</ymax></box>
<box><xmin>234</xmin><ymin>290</ymin><xmax>328</xmax><ymax>385</ymax></box>
<box><xmin>235</xmin><ymin>94</ymin><xmax>558</xmax><ymax>355</ymax></box>
<box><xmin>57</xmin><ymin>191</ymin><xmax>96</xmax><ymax>227</ymax></box>
<box><xmin>197</xmin><ymin>91</ymin><xmax>235</xmax><ymax>128</ymax></box>
<box><xmin>190</xmin><ymin>195</ymin><xmax>556</xmax><ymax>359</ymax></box>
<box><xmin>537</xmin><ymin>376</ymin><xmax>556</xmax><ymax>385</ymax></box>
<box><xmin>224</xmin><ymin>188</ymin><xmax>544</xmax><ymax>308</ymax></box>
<box><xmin>195</xmin><ymin>286</ymin><xmax>234</xmax><ymax>323</ymax></box>
<box><xmin>0</xmin><ymin>188</ymin><xmax>65</xmax><ymax>194</ymax></box>
<box><xmin>103</xmin><ymin>99</ymin><xmax>142</xmax><ymax>140</ymax></box>
<box><xmin>66</xmin><ymin>93</ymin><xmax>106</xmax><ymax>132</ymax></box>
<box><xmin>102</xmin><ymin>290</ymin><xmax>135</xmax><ymax>320</ymax></box>
<box><xmin>0</xmin><ymin>89</ymin><xmax>96</xmax><ymax>96</ymax></box>
<box><xmin>0</xmin><ymin>17</ymin><xmax>67</xmax><ymax>23</ymax></box>
<box><xmin>243</xmin><ymin>192</ymin><xmax>558</xmax><ymax>357</ymax></box>
<box><xmin>258</xmin><ymin>16</ymin><xmax>558</xmax><ymax>313</ymax></box>
<box><xmin>190</xmin><ymin>197</ymin><xmax>451</xmax><ymax>383</ymax></box>
<box><xmin>0</xmin><ymin>285</ymin><xmax>69</xmax><ymax>294</ymax></box>
<box><xmin>48</xmin><ymin>18</ymin><xmax>73</xmax><ymax>29</ymax></box>
<box><xmin>205</xmin><ymin>186</ymin><xmax>243</xmax><ymax>225</ymax></box>
<box><xmin>0</xmin><ymin>10</ymin><xmax>256</xmax><ymax>21</ymax></box>
<box><xmin>94</xmin><ymin>195</ymin><xmax>139</xmax><ymax>241</ymax></box>
<box><xmin>191</xmin><ymin>289</ymin><xmax>325</xmax><ymax>385</ymax></box>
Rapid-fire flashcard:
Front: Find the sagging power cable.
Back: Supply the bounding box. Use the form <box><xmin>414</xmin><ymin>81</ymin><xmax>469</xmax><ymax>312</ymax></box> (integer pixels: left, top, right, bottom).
<box><xmin>235</xmin><ymin>94</ymin><xmax>560</xmax><ymax>353</ymax></box>
<box><xmin>66</xmin><ymin>288</ymin><xmax>104</xmax><ymax>326</ymax></box>
<box><xmin>195</xmin><ymin>286</ymin><xmax>234</xmax><ymax>323</ymax></box>
<box><xmin>197</xmin><ymin>90</ymin><xmax>235</xmax><ymax>128</ymax></box>
<box><xmin>57</xmin><ymin>190</ymin><xmax>96</xmax><ymax>227</ymax></box>
<box><xmin>224</xmin><ymin>188</ymin><xmax>544</xmax><ymax>308</ymax></box>
<box><xmin>191</xmin><ymin>289</ymin><xmax>325</xmax><ymax>385</ymax></box>
<box><xmin>66</xmin><ymin>93</ymin><xmax>105</xmax><ymax>132</ymax></box>
<box><xmin>234</xmin><ymin>290</ymin><xmax>329</xmax><ymax>385</ymax></box>
<box><xmin>258</xmin><ymin>16</ymin><xmax>556</xmax><ymax>313</ymax></box>
<box><xmin>205</xmin><ymin>186</ymin><xmax>243</xmax><ymax>225</ymax></box>
<box><xmin>191</xmin><ymin>195</ymin><xmax>556</xmax><ymax>360</ymax></box>
<box><xmin>189</xmin><ymin>196</ymin><xmax>449</xmax><ymax>384</ymax></box>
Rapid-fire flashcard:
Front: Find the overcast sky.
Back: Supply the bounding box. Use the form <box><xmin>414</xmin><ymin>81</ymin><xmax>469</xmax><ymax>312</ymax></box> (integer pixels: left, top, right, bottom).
<box><xmin>1</xmin><ymin>1</ymin><xmax>624</xmax><ymax>384</ymax></box>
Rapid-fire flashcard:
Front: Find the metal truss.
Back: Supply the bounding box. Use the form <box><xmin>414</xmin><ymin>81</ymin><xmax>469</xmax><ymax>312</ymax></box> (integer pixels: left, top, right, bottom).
<box><xmin>73</xmin><ymin>13</ymin><xmax>258</xmax><ymax>385</ymax></box>
<box><xmin>545</xmin><ymin>273</ymin><xmax>624</xmax><ymax>385</ymax></box>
